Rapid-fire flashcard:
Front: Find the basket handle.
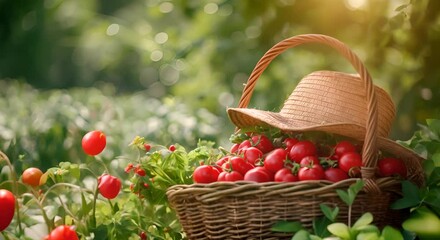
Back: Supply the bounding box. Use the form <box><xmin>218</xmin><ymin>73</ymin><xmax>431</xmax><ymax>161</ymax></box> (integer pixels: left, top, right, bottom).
<box><xmin>236</xmin><ymin>34</ymin><xmax>379</xmax><ymax>190</ymax></box>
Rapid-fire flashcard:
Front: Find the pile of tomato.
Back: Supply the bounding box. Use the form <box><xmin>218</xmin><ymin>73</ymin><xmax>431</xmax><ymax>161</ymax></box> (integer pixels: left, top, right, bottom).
<box><xmin>193</xmin><ymin>132</ymin><xmax>408</xmax><ymax>184</ymax></box>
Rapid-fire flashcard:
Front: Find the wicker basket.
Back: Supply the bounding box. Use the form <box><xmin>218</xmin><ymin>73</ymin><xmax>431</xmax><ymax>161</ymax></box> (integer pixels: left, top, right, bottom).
<box><xmin>166</xmin><ymin>34</ymin><xmax>424</xmax><ymax>240</ymax></box>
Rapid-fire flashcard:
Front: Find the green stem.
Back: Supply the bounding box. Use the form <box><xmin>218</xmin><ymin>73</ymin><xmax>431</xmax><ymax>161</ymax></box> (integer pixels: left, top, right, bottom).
<box><xmin>91</xmin><ymin>185</ymin><xmax>99</xmax><ymax>228</ymax></box>
<box><xmin>348</xmin><ymin>205</ymin><xmax>352</xmax><ymax>228</ymax></box>
<box><xmin>0</xmin><ymin>151</ymin><xmax>23</xmax><ymax>235</ymax></box>
<box><xmin>1</xmin><ymin>231</ymin><xmax>11</xmax><ymax>240</ymax></box>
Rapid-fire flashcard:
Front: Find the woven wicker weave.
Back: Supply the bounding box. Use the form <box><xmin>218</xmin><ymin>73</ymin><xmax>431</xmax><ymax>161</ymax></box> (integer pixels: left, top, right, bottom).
<box><xmin>166</xmin><ymin>34</ymin><xmax>425</xmax><ymax>240</ymax></box>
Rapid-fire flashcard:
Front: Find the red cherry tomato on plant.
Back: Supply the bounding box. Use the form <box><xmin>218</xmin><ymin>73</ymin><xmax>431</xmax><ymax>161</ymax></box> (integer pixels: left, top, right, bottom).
<box><xmin>244</xmin><ymin>167</ymin><xmax>272</xmax><ymax>183</ymax></box>
<box><xmin>333</xmin><ymin>141</ymin><xmax>357</xmax><ymax>159</ymax></box>
<box><xmin>289</xmin><ymin>140</ymin><xmax>317</xmax><ymax>163</ymax></box>
<box><xmin>251</xmin><ymin>134</ymin><xmax>275</xmax><ymax>154</ymax></box>
<box><xmin>264</xmin><ymin>148</ymin><xmax>288</xmax><ymax>174</ymax></box>
<box><xmin>193</xmin><ymin>165</ymin><xmax>220</xmax><ymax>183</ymax></box>
<box><xmin>377</xmin><ymin>157</ymin><xmax>407</xmax><ymax>178</ymax></box>
<box><xmin>0</xmin><ymin>189</ymin><xmax>15</xmax><ymax>231</ymax></box>
<box><xmin>274</xmin><ymin>168</ymin><xmax>298</xmax><ymax>182</ymax></box>
<box><xmin>98</xmin><ymin>174</ymin><xmax>121</xmax><ymax>200</ymax></box>
<box><xmin>22</xmin><ymin>167</ymin><xmax>44</xmax><ymax>187</ymax></box>
<box><xmin>338</xmin><ymin>152</ymin><xmax>363</xmax><ymax>177</ymax></box>
<box><xmin>82</xmin><ymin>130</ymin><xmax>106</xmax><ymax>156</ymax></box>
<box><xmin>324</xmin><ymin>167</ymin><xmax>349</xmax><ymax>182</ymax></box>
<box><xmin>45</xmin><ymin>225</ymin><xmax>79</xmax><ymax>240</ymax></box>
<box><xmin>298</xmin><ymin>164</ymin><xmax>325</xmax><ymax>181</ymax></box>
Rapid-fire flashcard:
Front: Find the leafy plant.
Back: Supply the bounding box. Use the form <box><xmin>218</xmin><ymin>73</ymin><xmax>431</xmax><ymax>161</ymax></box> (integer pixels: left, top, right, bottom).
<box><xmin>392</xmin><ymin>119</ymin><xmax>440</xmax><ymax>239</ymax></box>
<box><xmin>271</xmin><ymin>180</ymin><xmax>404</xmax><ymax>240</ymax></box>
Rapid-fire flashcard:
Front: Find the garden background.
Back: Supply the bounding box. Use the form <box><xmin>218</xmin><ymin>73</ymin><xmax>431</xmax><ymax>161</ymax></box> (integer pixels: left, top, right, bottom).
<box><xmin>0</xmin><ymin>0</ymin><xmax>439</xmax><ymax>239</ymax></box>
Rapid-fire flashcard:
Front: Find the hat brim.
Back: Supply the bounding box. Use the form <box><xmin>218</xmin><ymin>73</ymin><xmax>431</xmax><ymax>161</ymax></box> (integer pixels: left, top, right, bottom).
<box><xmin>227</xmin><ymin>107</ymin><xmax>425</xmax><ymax>186</ymax></box>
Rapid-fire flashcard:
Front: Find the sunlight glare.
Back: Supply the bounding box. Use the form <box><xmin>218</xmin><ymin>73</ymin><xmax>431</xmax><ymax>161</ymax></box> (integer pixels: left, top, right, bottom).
<box><xmin>345</xmin><ymin>0</ymin><xmax>368</xmax><ymax>10</ymax></box>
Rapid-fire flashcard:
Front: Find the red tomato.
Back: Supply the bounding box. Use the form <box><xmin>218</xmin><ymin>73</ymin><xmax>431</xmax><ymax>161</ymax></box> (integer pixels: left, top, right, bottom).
<box><xmin>289</xmin><ymin>140</ymin><xmax>317</xmax><ymax>163</ymax></box>
<box><xmin>377</xmin><ymin>157</ymin><xmax>407</xmax><ymax>178</ymax></box>
<box><xmin>193</xmin><ymin>165</ymin><xmax>220</xmax><ymax>183</ymax></box>
<box><xmin>230</xmin><ymin>143</ymin><xmax>240</xmax><ymax>154</ymax></box>
<box><xmin>334</xmin><ymin>141</ymin><xmax>357</xmax><ymax>159</ymax></box>
<box><xmin>244</xmin><ymin>147</ymin><xmax>263</xmax><ymax>166</ymax></box>
<box><xmin>298</xmin><ymin>164</ymin><xmax>325</xmax><ymax>181</ymax></box>
<box><xmin>82</xmin><ymin>130</ymin><xmax>106</xmax><ymax>156</ymax></box>
<box><xmin>338</xmin><ymin>152</ymin><xmax>363</xmax><ymax>177</ymax></box>
<box><xmin>217</xmin><ymin>171</ymin><xmax>244</xmax><ymax>182</ymax></box>
<box><xmin>0</xmin><ymin>189</ymin><xmax>15</xmax><ymax>231</ymax></box>
<box><xmin>283</xmin><ymin>137</ymin><xmax>299</xmax><ymax>152</ymax></box>
<box><xmin>251</xmin><ymin>134</ymin><xmax>275</xmax><ymax>153</ymax></box>
<box><xmin>238</xmin><ymin>140</ymin><xmax>252</xmax><ymax>154</ymax></box>
<box><xmin>222</xmin><ymin>156</ymin><xmax>253</xmax><ymax>176</ymax></box>
<box><xmin>244</xmin><ymin>167</ymin><xmax>272</xmax><ymax>182</ymax></box>
<box><xmin>216</xmin><ymin>156</ymin><xmax>230</xmax><ymax>168</ymax></box>
<box><xmin>274</xmin><ymin>168</ymin><xmax>298</xmax><ymax>182</ymax></box>
<box><xmin>140</xmin><ymin>231</ymin><xmax>147</xmax><ymax>240</ymax></box>
<box><xmin>22</xmin><ymin>167</ymin><xmax>44</xmax><ymax>187</ymax></box>
<box><xmin>98</xmin><ymin>174</ymin><xmax>121</xmax><ymax>200</ymax></box>
<box><xmin>324</xmin><ymin>167</ymin><xmax>349</xmax><ymax>182</ymax></box>
<box><xmin>299</xmin><ymin>156</ymin><xmax>319</xmax><ymax>167</ymax></box>
<box><xmin>263</xmin><ymin>148</ymin><xmax>287</xmax><ymax>174</ymax></box>
<box><xmin>45</xmin><ymin>225</ymin><xmax>79</xmax><ymax>240</ymax></box>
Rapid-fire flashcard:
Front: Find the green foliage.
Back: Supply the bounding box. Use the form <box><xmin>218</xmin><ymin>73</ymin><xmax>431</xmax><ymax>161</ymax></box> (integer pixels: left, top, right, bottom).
<box><xmin>271</xmin><ymin>180</ymin><xmax>404</xmax><ymax>240</ymax></box>
<box><xmin>392</xmin><ymin>119</ymin><xmax>440</xmax><ymax>239</ymax></box>
<box><xmin>0</xmin><ymin>81</ymin><xmax>224</xmax><ymax>174</ymax></box>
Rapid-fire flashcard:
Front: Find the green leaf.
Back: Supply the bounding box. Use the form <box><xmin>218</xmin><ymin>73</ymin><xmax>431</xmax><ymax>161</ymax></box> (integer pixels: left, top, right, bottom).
<box><xmin>327</xmin><ymin>223</ymin><xmax>351</xmax><ymax>239</ymax></box>
<box><xmin>391</xmin><ymin>181</ymin><xmax>421</xmax><ymax>209</ymax></box>
<box><xmin>320</xmin><ymin>204</ymin><xmax>339</xmax><ymax>221</ymax></box>
<box><xmin>292</xmin><ymin>229</ymin><xmax>313</xmax><ymax>240</ymax></box>
<box><xmin>427</xmin><ymin>167</ymin><xmax>440</xmax><ymax>186</ymax></box>
<box><xmin>426</xmin><ymin>119</ymin><xmax>440</xmax><ymax>139</ymax></box>
<box><xmin>381</xmin><ymin>226</ymin><xmax>403</xmax><ymax>240</ymax></box>
<box><xmin>313</xmin><ymin>216</ymin><xmax>332</xmax><ymax>238</ymax></box>
<box><xmin>356</xmin><ymin>231</ymin><xmax>380</xmax><ymax>240</ymax></box>
<box><xmin>352</xmin><ymin>212</ymin><xmax>374</xmax><ymax>229</ymax></box>
<box><xmin>336</xmin><ymin>189</ymin><xmax>351</xmax><ymax>206</ymax></box>
<box><xmin>337</xmin><ymin>179</ymin><xmax>364</xmax><ymax>206</ymax></box>
<box><xmin>271</xmin><ymin>221</ymin><xmax>303</xmax><ymax>233</ymax></box>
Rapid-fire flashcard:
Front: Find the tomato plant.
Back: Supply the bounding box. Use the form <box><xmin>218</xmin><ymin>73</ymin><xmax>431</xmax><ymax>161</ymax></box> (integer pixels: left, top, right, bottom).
<box><xmin>98</xmin><ymin>174</ymin><xmax>121</xmax><ymax>200</ymax></box>
<box><xmin>0</xmin><ymin>189</ymin><xmax>15</xmax><ymax>232</ymax></box>
<box><xmin>22</xmin><ymin>167</ymin><xmax>44</xmax><ymax>187</ymax></box>
<box><xmin>81</xmin><ymin>130</ymin><xmax>106</xmax><ymax>156</ymax></box>
<box><xmin>45</xmin><ymin>225</ymin><xmax>79</xmax><ymax>240</ymax></box>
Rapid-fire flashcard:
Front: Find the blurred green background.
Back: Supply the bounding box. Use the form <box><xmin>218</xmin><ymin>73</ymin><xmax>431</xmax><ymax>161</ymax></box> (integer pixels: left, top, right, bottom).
<box><xmin>0</xmin><ymin>0</ymin><xmax>439</xmax><ymax>170</ymax></box>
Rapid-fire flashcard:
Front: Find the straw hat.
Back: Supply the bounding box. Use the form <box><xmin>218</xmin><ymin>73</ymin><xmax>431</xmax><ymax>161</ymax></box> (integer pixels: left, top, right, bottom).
<box><xmin>227</xmin><ymin>34</ymin><xmax>424</xmax><ymax>186</ymax></box>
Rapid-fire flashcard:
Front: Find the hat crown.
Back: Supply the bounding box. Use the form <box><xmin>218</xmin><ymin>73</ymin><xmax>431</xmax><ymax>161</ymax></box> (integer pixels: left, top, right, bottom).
<box><xmin>279</xmin><ymin>71</ymin><xmax>396</xmax><ymax>138</ymax></box>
